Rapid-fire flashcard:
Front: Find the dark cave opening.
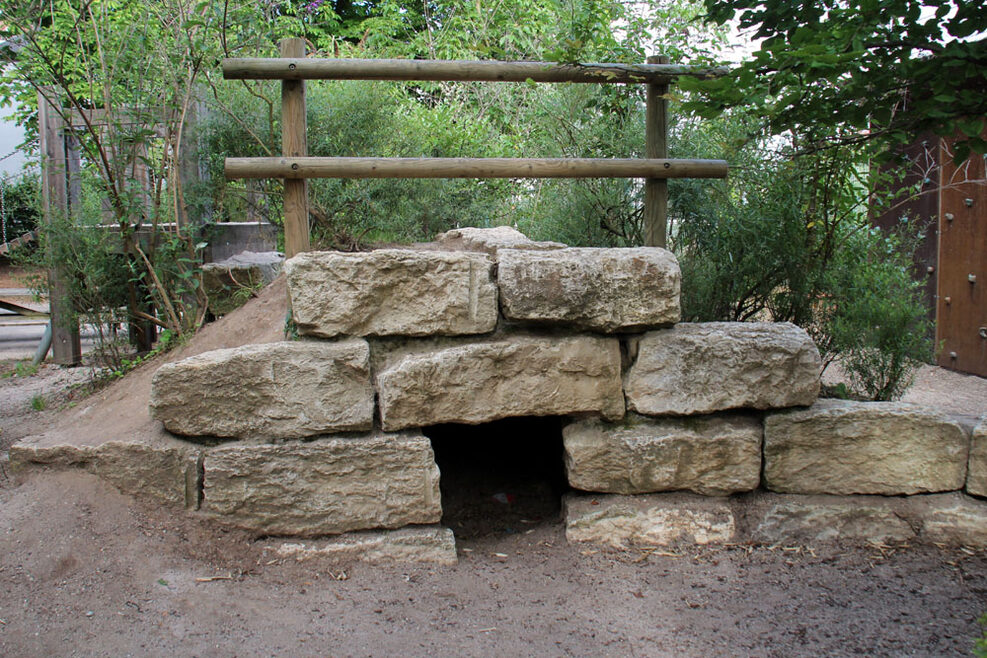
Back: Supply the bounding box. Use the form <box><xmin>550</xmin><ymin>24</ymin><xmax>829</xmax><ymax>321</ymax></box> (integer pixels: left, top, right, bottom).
<box><xmin>424</xmin><ymin>416</ymin><xmax>568</xmax><ymax>540</ymax></box>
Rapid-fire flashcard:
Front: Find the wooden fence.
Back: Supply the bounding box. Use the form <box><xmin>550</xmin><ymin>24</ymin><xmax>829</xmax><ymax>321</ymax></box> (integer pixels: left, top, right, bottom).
<box><xmin>222</xmin><ymin>39</ymin><xmax>729</xmax><ymax>258</ymax></box>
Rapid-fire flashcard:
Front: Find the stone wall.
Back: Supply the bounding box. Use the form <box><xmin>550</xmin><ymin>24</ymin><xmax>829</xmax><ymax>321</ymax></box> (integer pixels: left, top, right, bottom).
<box><xmin>16</xmin><ymin>226</ymin><xmax>986</xmax><ymax>562</ymax></box>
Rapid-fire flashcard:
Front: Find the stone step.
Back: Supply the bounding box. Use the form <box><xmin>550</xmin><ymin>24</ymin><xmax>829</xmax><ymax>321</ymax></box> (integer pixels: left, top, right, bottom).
<box><xmin>269</xmin><ymin>526</ymin><xmax>458</xmax><ymax>566</ymax></box>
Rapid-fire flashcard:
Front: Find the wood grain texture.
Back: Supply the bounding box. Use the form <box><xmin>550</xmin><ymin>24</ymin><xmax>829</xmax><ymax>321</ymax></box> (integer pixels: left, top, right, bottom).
<box><xmin>223</xmin><ymin>58</ymin><xmax>728</xmax><ymax>84</ymax></box>
<box><xmin>225</xmin><ymin>157</ymin><xmax>728</xmax><ymax>180</ymax></box>
<box><xmin>644</xmin><ymin>55</ymin><xmax>670</xmax><ymax>248</ymax></box>
<box><xmin>280</xmin><ymin>38</ymin><xmax>310</xmax><ymax>257</ymax></box>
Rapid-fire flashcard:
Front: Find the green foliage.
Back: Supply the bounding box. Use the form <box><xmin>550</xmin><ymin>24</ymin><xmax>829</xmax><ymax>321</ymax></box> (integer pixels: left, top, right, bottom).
<box><xmin>30</xmin><ymin>394</ymin><xmax>46</xmax><ymax>411</ymax></box>
<box><xmin>975</xmin><ymin>614</ymin><xmax>987</xmax><ymax>658</ymax></box>
<box><xmin>683</xmin><ymin>0</ymin><xmax>987</xmax><ymax>161</ymax></box>
<box><xmin>1</xmin><ymin>173</ymin><xmax>41</xmax><ymax>237</ymax></box>
<box><xmin>1</xmin><ymin>361</ymin><xmax>40</xmax><ymax>379</ymax></box>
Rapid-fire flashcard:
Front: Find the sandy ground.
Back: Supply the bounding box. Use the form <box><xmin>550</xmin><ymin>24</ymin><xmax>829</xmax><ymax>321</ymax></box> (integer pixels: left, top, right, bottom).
<box><xmin>1</xmin><ymin>277</ymin><xmax>987</xmax><ymax>656</ymax></box>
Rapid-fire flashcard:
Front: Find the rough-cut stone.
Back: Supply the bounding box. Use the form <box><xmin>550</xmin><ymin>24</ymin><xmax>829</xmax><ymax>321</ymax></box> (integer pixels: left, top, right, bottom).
<box><xmin>9</xmin><ymin>439</ymin><xmax>201</xmax><ymax>508</ymax></box>
<box><xmin>434</xmin><ymin>226</ymin><xmax>565</xmax><ymax>255</ymax></box>
<box><xmin>498</xmin><ymin>247</ymin><xmax>680</xmax><ymax>332</ymax></box>
<box><xmin>285</xmin><ymin>249</ymin><xmax>498</xmax><ymax>338</ymax></box>
<box><xmin>201</xmin><ymin>433</ymin><xmax>442</xmax><ymax>536</ymax></box>
<box><xmin>272</xmin><ymin>526</ymin><xmax>457</xmax><ymax>565</ymax></box>
<box><xmin>624</xmin><ymin>322</ymin><xmax>821</xmax><ymax>416</ymax></box>
<box><xmin>750</xmin><ymin>495</ymin><xmax>917</xmax><ymax>544</ymax></box>
<box><xmin>764</xmin><ymin>400</ymin><xmax>969</xmax><ymax>495</ymax></box>
<box><xmin>150</xmin><ymin>340</ymin><xmax>373</xmax><ymax>441</ymax></box>
<box><xmin>376</xmin><ymin>334</ymin><xmax>624</xmax><ymax>430</ymax></box>
<box><xmin>202</xmin><ymin>250</ymin><xmax>283</xmax><ymax>316</ymax></box>
<box><xmin>564</xmin><ymin>493</ymin><xmax>736</xmax><ymax>548</ymax></box>
<box><xmin>563</xmin><ymin>413</ymin><xmax>761</xmax><ymax>496</ymax></box>
<box><xmin>967</xmin><ymin>417</ymin><xmax>987</xmax><ymax>497</ymax></box>
<box><xmin>915</xmin><ymin>493</ymin><xmax>987</xmax><ymax>546</ymax></box>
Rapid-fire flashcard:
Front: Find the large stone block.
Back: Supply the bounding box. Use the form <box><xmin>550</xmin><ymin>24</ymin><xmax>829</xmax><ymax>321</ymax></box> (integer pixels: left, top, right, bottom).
<box><xmin>563</xmin><ymin>413</ymin><xmax>761</xmax><ymax>496</ymax></box>
<box><xmin>564</xmin><ymin>493</ymin><xmax>736</xmax><ymax>548</ymax></box>
<box><xmin>750</xmin><ymin>494</ymin><xmax>917</xmax><ymax>544</ymax></box>
<box><xmin>150</xmin><ymin>340</ymin><xmax>374</xmax><ymax>441</ymax></box>
<box><xmin>624</xmin><ymin>322</ymin><xmax>820</xmax><ymax>416</ymax></box>
<box><xmin>967</xmin><ymin>417</ymin><xmax>987</xmax><ymax>497</ymax></box>
<box><xmin>201</xmin><ymin>433</ymin><xmax>442</xmax><ymax>536</ymax></box>
<box><xmin>764</xmin><ymin>400</ymin><xmax>969</xmax><ymax>495</ymax></box>
<box><xmin>285</xmin><ymin>249</ymin><xmax>498</xmax><ymax>337</ymax></box>
<box><xmin>916</xmin><ymin>493</ymin><xmax>987</xmax><ymax>546</ymax></box>
<box><xmin>376</xmin><ymin>334</ymin><xmax>624</xmax><ymax>430</ymax></box>
<box><xmin>9</xmin><ymin>438</ymin><xmax>200</xmax><ymax>508</ymax></box>
<box><xmin>202</xmin><ymin>250</ymin><xmax>283</xmax><ymax>316</ymax></box>
<box><xmin>498</xmin><ymin>247</ymin><xmax>680</xmax><ymax>332</ymax></box>
<box><xmin>272</xmin><ymin>526</ymin><xmax>458</xmax><ymax>565</ymax></box>
<box><xmin>434</xmin><ymin>226</ymin><xmax>565</xmax><ymax>255</ymax></box>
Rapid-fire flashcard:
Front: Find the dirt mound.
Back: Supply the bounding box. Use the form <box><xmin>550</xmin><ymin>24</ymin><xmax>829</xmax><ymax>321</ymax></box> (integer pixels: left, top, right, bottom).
<box><xmin>26</xmin><ymin>275</ymin><xmax>288</xmax><ymax>449</ymax></box>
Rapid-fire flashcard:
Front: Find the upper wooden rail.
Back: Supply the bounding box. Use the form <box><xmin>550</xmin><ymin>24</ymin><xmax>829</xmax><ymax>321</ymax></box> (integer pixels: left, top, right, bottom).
<box><xmin>226</xmin><ymin>157</ymin><xmax>728</xmax><ymax>180</ymax></box>
<box><xmin>222</xmin><ymin>58</ymin><xmax>728</xmax><ymax>84</ymax></box>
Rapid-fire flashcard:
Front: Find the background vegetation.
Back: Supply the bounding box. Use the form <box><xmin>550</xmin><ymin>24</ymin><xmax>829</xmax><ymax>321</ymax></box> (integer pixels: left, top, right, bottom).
<box><xmin>2</xmin><ymin>0</ymin><xmax>970</xmax><ymax>398</ymax></box>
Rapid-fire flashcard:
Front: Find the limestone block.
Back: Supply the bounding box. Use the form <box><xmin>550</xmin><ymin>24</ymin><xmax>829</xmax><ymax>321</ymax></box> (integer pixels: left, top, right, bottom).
<box><xmin>285</xmin><ymin>249</ymin><xmax>498</xmax><ymax>337</ymax></box>
<box><xmin>150</xmin><ymin>340</ymin><xmax>374</xmax><ymax>441</ymax></box>
<box><xmin>967</xmin><ymin>417</ymin><xmax>987</xmax><ymax>497</ymax></box>
<box><xmin>915</xmin><ymin>493</ymin><xmax>987</xmax><ymax>547</ymax></box>
<box><xmin>376</xmin><ymin>334</ymin><xmax>624</xmax><ymax>430</ymax></box>
<box><xmin>564</xmin><ymin>493</ymin><xmax>736</xmax><ymax>548</ymax></box>
<box><xmin>9</xmin><ymin>439</ymin><xmax>200</xmax><ymax>508</ymax></box>
<box><xmin>750</xmin><ymin>495</ymin><xmax>917</xmax><ymax>544</ymax></box>
<box><xmin>498</xmin><ymin>247</ymin><xmax>680</xmax><ymax>332</ymax></box>
<box><xmin>272</xmin><ymin>526</ymin><xmax>457</xmax><ymax>565</ymax></box>
<box><xmin>434</xmin><ymin>226</ymin><xmax>565</xmax><ymax>255</ymax></box>
<box><xmin>563</xmin><ymin>413</ymin><xmax>761</xmax><ymax>496</ymax></box>
<box><xmin>764</xmin><ymin>400</ymin><xmax>969</xmax><ymax>495</ymax></box>
<box><xmin>201</xmin><ymin>433</ymin><xmax>442</xmax><ymax>536</ymax></box>
<box><xmin>624</xmin><ymin>322</ymin><xmax>820</xmax><ymax>416</ymax></box>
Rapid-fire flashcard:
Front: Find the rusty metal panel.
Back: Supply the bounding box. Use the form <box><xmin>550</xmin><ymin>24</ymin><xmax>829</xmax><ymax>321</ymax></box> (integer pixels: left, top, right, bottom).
<box><xmin>936</xmin><ymin>138</ymin><xmax>987</xmax><ymax>377</ymax></box>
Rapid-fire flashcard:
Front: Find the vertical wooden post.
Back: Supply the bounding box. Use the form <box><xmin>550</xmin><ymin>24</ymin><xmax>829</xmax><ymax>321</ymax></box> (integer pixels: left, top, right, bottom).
<box><xmin>643</xmin><ymin>55</ymin><xmax>669</xmax><ymax>248</ymax></box>
<box><xmin>281</xmin><ymin>38</ymin><xmax>310</xmax><ymax>257</ymax></box>
<box><xmin>38</xmin><ymin>90</ymin><xmax>82</xmax><ymax>366</ymax></box>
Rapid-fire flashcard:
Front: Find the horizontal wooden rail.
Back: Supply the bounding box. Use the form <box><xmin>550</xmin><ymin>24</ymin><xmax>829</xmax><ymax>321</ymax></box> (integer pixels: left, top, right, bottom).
<box><xmin>225</xmin><ymin>157</ymin><xmax>729</xmax><ymax>180</ymax></box>
<box><xmin>222</xmin><ymin>58</ymin><xmax>728</xmax><ymax>84</ymax></box>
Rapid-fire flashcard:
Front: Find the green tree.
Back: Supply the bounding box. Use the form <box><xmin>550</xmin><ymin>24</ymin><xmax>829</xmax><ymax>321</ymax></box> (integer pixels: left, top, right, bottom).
<box><xmin>682</xmin><ymin>0</ymin><xmax>987</xmax><ymax>162</ymax></box>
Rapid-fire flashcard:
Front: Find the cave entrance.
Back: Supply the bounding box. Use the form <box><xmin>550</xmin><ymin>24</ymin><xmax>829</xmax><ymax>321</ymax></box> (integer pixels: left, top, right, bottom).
<box><xmin>424</xmin><ymin>416</ymin><xmax>567</xmax><ymax>540</ymax></box>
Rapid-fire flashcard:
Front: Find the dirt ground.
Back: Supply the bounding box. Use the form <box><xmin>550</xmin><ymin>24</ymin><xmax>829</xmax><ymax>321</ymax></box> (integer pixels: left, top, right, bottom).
<box><xmin>2</xmin><ymin>278</ymin><xmax>987</xmax><ymax>657</ymax></box>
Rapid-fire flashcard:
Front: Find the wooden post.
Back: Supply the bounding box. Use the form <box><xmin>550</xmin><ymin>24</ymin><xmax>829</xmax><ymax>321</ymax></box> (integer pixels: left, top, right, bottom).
<box><xmin>38</xmin><ymin>90</ymin><xmax>82</xmax><ymax>366</ymax></box>
<box><xmin>281</xmin><ymin>38</ymin><xmax>309</xmax><ymax>257</ymax></box>
<box><xmin>644</xmin><ymin>55</ymin><xmax>669</xmax><ymax>248</ymax></box>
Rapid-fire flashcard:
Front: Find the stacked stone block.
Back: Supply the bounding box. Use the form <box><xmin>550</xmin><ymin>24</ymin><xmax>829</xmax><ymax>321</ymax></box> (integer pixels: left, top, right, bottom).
<box><xmin>17</xmin><ymin>226</ymin><xmax>984</xmax><ymax>562</ymax></box>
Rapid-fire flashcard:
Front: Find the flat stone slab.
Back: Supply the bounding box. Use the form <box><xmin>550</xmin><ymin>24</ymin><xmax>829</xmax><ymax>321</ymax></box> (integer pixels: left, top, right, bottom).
<box><xmin>916</xmin><ymin>493</ymin><xmax>987</xmax><ymax>546</ymax></box>
<box><xmin>624</xmin><ymin>322</ymin><xmax>820</xmax><ymax>416</ymax></box>
<box><xmin>750</xmin><ymin>494</ymin><xmax>918</xmax><ymax>544</ymax></box>
<box><xmin>9</xmin><ymin>435</ymin><xmax>200</xmax><ymax>509</ymax></box>
<box><xmin>201</xmin><ymin>433</ymin><xmax>442</xmax><ymax>536</ymax></box>
<box><xmin>285</xmin><ymin>249</ymin><xmax>498</xmax><ymax>337</ymax></box>
<box><xmin>434</xmin><ymin>226</ymin><xmax>565</xmax><ymax>255</ymax></box>
<box><xmin>564</xmin><ymin>493</ymin><xmax>737</xmax><ymax>548</ymax></box>
<box><xmin>376</xmin><ymin>334</ymin><xmax>624</xmax><ymax>430</ymax></box>
<box><xmin>498</xmin><ymin>247</ymin><xmax>680</xmax><ymax>332</ymax></box>
<box><xmin>764</xmin><ymin>400</ymin><xmax>969</xmax><ymax>495</ymax></box>
<box><xmin>967</xmin><ymin>417</ymin><xmax>987</xmax><ymax>497</ymax></box>
<box><xmin>563</xmin><ymin>413</ymin><xmax>761</xmax><ymax>496</ymax></box>
<box><xmin>271</xmin><ymin>526</ymin><xmax>457</xmax><ymax>565</ymax></box>
<box><xmin>150</xmin><ymin>340</ymin><xmax>374</xmax><ymax>441</ymax></box>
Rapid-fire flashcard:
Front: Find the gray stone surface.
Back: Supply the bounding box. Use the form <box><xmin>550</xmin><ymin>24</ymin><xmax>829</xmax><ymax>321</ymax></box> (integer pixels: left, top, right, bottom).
<box><xmin>285</xmin><ymin>249</ymin><xmax>498</xmax><ymax>338</ymax></box>
<box><xmin>916</xmin><ymin>493</ymin><xmax>987</xmax><ymax>546</ymax></box>
<box><xmin>624</xmin><ymin>322</ymin><xmax>821</xmax><ymax>416</ymax></box>
<box><xmin>750</xmin><ymin>495</ymin><xmax>917</xmax><ymax>544</ymax></box>
<box><xmin>150</xmin><ymin>340</ymin><xmax>374</xmax><ymax>441</ymax></box>
<box><xmin>201</xmin><ymin>433</ymin><xmax>442</xmax><ymax>536</ymax></box>
<box><xmin>563</xmin><ymin>413</ymin><xmax>761</xmax><ymax>496</ymax></box>
<box><xmin>9</xmin><ymin>439</ymin><xmax>200</xmax><ymax>508</ymax></box>
<box><xmin>434</xmin><ymin>226</ymin><xmax>565</xmax><ymax>255</ymax></box>
<box><xmin>272</xmin><ymin>526</ymin><xmax>458</xmax><ymax>565</ymax></box>
<box><xmin>202</xmin><ymin>251</ymin><xmax>283</xmax><ymax>316</ymax></box>
<box><xmin>498</xmin><ymin>247</ymin><xmax>680</xmax><ymax>332</ymax></box>
<box><xmin>564</xmin><ymin>493</ymin><xmax>736</xmax><ymax>548</ymax></box>
<box><xmin>967</xmin><ymin>417</ymin><xmax>987</xmax><ymax>497</ymax></box>
<box><xmin>376</xmin><ymin>334</ymin><xmax>624</xmax><ymax>430</ymax></box>
<box><xmin>764</xmin><ymin>400</ymin><xmax>969</xmax><ymax>495</ymax></box>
